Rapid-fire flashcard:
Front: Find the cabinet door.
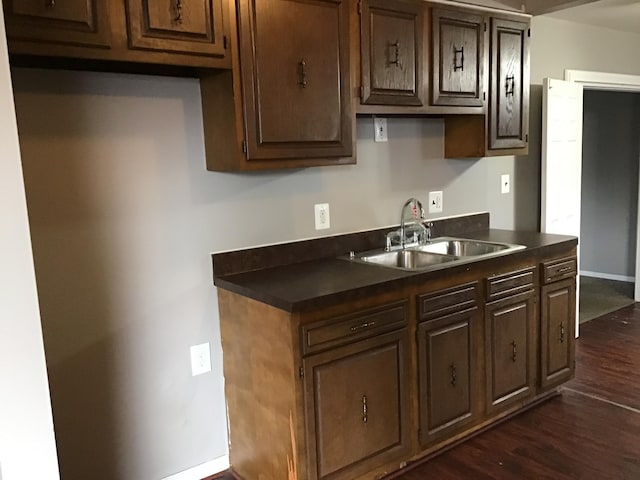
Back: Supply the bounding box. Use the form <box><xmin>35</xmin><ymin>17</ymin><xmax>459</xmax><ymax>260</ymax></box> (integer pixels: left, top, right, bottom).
<box><xmin>431</xmin><ymin>7</ymin><xmax>484</xmax><ymax>107</ymax></box>
<box><xmin>418</xmin><ymin>307</ymin><xmax>480</xmax><ymax>446</ymax></box>
<box><xmin>540</xmin><ymin>278</ymin><xmax>576</xmax><ymax>390</ymax></box>
<box><xmin>360</xmin><ymin>0</ymin><xmax>425</xmax><ymax>106</ymax></box>
<box><xmin>3</xmin><ymin>0</ymin><xmax>110</xmax><ymax>47</ymax></box>
<box><xmin>488</xmin><ymin>17</ymin><xmax>529</xmax><ymax>150</ymax></box>
<box><xmin>125</xmin><ymin>0</ymin><xmax>225</xmax><ymax>57</ymax></box>
<box><xmin>485</xmin><ymin>289</ymin><xmax>536</xmax><ymax>412</ymax></box>
<box><xmin>303</xmin><ymin>330</ymin><xmax>409</xmax><ymax>480</ymax></box>
<box><xmin>237</xmin><ymin>0</ymin><xmax>352</xmax><ymax>161</ymax></box>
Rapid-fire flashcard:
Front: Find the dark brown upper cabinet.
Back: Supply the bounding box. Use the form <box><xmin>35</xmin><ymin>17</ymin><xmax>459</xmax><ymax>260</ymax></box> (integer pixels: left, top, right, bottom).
<box><xmin>125</xmin><ymin>0</ymin><xmax>226</xmax><ymax>57</ymax></box>
<box><xmin>488</xmin><ymin>17</ymin><xmax>530</xmax><ymax>150</ymax></box>
<box><xmin>431</xmin><ymin>7</ymin><xmax>485</xmax><ymax>107</ymax></box>
<box><xmin>3</xmin><ymin>0</ymin><xmax>111</xmax><ymax>48</ymax></box>
<box><xmin>201</xmin><ymin>0</ymin><xmax>354</xmax><ymax>171</ymax></box>
<box><xmin>360</xmin><ymin>0</ymin><xmax>425</xmax><ymax>107</ymax></box>
<box><xmin>443</xmin><ymin>14</ymin><xmax>530</xmax><ymax>158</ymax></box>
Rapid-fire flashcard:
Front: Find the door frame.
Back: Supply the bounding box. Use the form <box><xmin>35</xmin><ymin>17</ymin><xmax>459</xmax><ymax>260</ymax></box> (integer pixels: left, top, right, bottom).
<box><xmin>562</xmin><ymin>69</ymin><xmax>640</xmax><ymax>301</ymax></box>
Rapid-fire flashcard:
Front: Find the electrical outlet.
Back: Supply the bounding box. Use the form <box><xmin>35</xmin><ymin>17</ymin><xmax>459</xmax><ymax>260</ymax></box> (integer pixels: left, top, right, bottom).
<box><xmin>501</xmin><ymin>174</ymin><xmax>511</xmax><ymax>194</ymax></box>
<box><xmin>428</xmin><ymin>191</ymin><xmax>443</xmax><ymax>214</ymax></box>
<box><xmin>190</xmin><ymin>343</ymin><xmax>211</xmax><ymax>377</ymax></box>
<box><xmin>374</xmin><ymin>117</ymin><xmax>388</xmax><ymax>142</ymax></box>
<box><xmin>314</xmin><ymin>203</ymin><xmax>330</xmax><ymax>230</ymax></box>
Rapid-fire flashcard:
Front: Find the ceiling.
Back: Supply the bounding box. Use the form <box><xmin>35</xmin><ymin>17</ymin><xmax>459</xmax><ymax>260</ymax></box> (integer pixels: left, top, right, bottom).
<box><xmin>543</xmin><ymin>0</ymin><xmax>640</xmax><ymax>35</ymax></box>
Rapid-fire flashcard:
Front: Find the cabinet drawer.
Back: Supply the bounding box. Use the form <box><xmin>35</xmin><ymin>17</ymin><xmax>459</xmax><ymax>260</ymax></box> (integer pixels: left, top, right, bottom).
<box><xmin>486</xmin><ymin>267</ymin><xmax>535</xmax><ymax>301</ymax></box>
<box><xmin>302</xmin><ymin>301</ymin><xmax>407</xmax><ymax>355</ymax></box>
<box><xmin>542</xmin><ymin>256</ymin><xmax>577</xmax><ymax>284</ymax></box>
<box><xmin>418</xmin><ymin>282</ymin><xmax>479</xmax><ymax>321</ymax></box>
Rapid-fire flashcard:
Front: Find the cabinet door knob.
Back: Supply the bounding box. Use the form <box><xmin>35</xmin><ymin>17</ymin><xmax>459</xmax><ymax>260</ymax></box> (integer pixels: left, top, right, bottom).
<box><xmin>559</xmin><ymin>322</ymin><xmax>565</xmax><ymax>343</ymax></box>
<box><xmin>511</xmin><ymin>340</ymin><xmax>517</xmax><ymax>362</ymax></box>
<box><xmin>450</xmin><ymin>363</ymin><xmax>457</xmax><ymax>386</ymax></box>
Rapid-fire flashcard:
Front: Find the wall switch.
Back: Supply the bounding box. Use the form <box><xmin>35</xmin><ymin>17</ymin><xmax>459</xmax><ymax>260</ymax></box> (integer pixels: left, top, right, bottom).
<box><xmin>428</xmin><ymin>191</ymin><xmax>443</xmax><ymax>214</ymax></box>
<box><xmin>314</xmin><ymin>203</ymin><xmax>330</xmax><ymax>230</ymax></box>
<box><xmin>190</xmin><ymin>343</ymin><xmax>211</xmax><ymax>377</ymax></box>
<box><xmin>501</xmin><ymin>174</ymin><xmax>511</xmax><ymax>194</ymax></box>
<box><xmin>374</xmin><ymin>117</ymin><xmax>388</xmax><ymax>142</ymax></box>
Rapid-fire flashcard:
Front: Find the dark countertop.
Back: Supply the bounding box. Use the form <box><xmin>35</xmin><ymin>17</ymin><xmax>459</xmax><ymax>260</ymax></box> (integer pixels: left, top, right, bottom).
<box><xmin>213</xmin><ymin>228</ymin><xmax>577</xmax><ymax>313</ymax></box>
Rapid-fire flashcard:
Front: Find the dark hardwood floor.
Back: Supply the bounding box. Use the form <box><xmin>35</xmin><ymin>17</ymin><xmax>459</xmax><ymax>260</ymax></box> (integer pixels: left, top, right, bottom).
<box><xmin>205</xmin><ymin>304</ymin><xmax>640</xmax><ymax>480</ymax></box>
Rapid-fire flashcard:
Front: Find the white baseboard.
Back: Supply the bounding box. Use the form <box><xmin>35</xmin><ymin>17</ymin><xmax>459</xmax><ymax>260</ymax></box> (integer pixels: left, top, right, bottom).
<box><xmin>580</xmin><ymin>270</ymin><xmax>635</xmax><ymax>283</ymax></box>
<box><xmin>161</xmin><ymin>455</ymin><xmax>230</xmax><ymax>480</ymax></box>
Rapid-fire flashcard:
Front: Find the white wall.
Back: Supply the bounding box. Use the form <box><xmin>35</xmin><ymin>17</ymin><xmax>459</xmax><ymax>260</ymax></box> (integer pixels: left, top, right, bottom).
<box><xmin>11</xmin><ymin>64</ymin><xmax>537</xmax><ymax>480</ymax></box>
<box><xmin>0</xmin><ymin>5</ymin><xmax>60</xmax><ymax>480</ymax></box>
<box><xmin>580</xmin><ymin>90</ymin><xmax>640</xmax><ymax>278</ymax></box>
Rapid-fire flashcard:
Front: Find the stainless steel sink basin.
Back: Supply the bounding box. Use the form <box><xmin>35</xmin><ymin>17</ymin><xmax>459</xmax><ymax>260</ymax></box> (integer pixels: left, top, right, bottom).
<box><xmin>414</xmin><ymin>237</ymin><xmax>521</xmax><ymax>257</ymax></box>
<box><xmin>344</xmin><ymin>237</ymin><xmax>525</xmax><ymax>272</ymax></box>
<box><xmin>357</xmin><ymin>249</ymin><xmax>458</xmax><ymax>269</ymax></box>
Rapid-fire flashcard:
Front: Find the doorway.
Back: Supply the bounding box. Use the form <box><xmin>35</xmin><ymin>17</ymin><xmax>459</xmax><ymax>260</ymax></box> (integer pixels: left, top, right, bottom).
<box><xmin>578</xmin><ymin>89</ymin><xmax>640</xmax><ymax>322</ymax></box>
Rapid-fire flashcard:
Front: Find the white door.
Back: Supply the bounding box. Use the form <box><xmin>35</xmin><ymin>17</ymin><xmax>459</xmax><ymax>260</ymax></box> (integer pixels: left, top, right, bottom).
<box><xmin>541</xmin><ymin>78</ymin><xmax>583</xmax><ymax>335</ymax></box>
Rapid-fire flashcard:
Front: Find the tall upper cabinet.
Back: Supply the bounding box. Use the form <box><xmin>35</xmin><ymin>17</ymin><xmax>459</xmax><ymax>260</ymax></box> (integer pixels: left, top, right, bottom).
<box><xmin>201</xmin><ymin>0</ymin><xmax>354</xmax><ymax>171</ymax></box>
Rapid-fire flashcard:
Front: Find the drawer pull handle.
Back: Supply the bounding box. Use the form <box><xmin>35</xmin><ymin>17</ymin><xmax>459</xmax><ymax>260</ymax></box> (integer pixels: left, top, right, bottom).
<box><xmin>557</xmin><ymin>266</ymin><xmax>571</xmax><ymax>273</ymax></box>
<box><xmin>46</xmin><ymin>0</ymin><xmax>55</xmax><ymax>7</ymax></box>
<box><xmin>362</xmin><ymin>395</ymin><xmax>368</xmax><ymax>424</ymax></box>
<box><xmin>511</xmin><ymin>341</ymin><xmax>517</xmax><ymax>362</ymax></box>
<box><xmin>559</xmin><ymin>322</ymin><xmax>565</xmax><ymax>343</ymax></box>
<box><xmin>350</xmin><ymin>320</ymin><xmax>376</xmax><ymax>333</ymax></box>
<box><xmin>505</xmin><ymin>75</ymin><xmax>515</xmax><ymax>96</ymax></box>
<box><xmin>298</xmin><ymin>59</ymin><xmax>308</xmax><ymax>88</ymax></box>
<box><xmin>453</xmin><ymin>46</ymin><xmax>464</xmax><ymax>71</ymax></box>
<box><xmin>450</xmin><ymin>363</ymin><xmax>457</xmax><ymax>386</ymax></box>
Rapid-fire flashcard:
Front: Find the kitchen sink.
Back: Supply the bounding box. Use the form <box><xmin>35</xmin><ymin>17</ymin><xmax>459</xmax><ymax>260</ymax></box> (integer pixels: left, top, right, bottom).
<box><xmin>345</xmin><ymin>237</ymin><xmax>525</xmax><ymax>272</ymax></box>
<box><xmin>357</xmin><ymin>249</ymin><xmax>459</xmax><ymax>269</ymax></box>
<box><xmin>414</xmin><ymin>237</ymin><xmax>521</xmax><ymax>257</ymax></box>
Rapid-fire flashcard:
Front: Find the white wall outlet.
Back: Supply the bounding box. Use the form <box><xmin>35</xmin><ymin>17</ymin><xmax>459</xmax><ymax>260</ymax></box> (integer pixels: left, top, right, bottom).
<box><xmin>501</xmin><ymin>174</ymin><xmax>511</xmax><ymax>194</ymax></box>
<box><xmin>314</xmin><ymin>203</ymin><xmax>330</xmax><ymax>230</ymax></box>
<box><xmin>190</xmin><ymin>343</ymin><xmax>211</xmax><ymax>377</ymax></box>
<box><xmin>373</xmin><ymin>117</ymin><xmax>388</xmax><ymax>142</ymax></box>
<box><xmin>428</xmin><ymin>191</ymin><xmax>443</xmax><ymax>214</ymax></box>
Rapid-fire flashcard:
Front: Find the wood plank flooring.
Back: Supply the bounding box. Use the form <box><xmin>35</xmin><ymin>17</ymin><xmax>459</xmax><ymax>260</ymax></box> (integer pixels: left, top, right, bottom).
<box><xmin>206</xmin><ymin>304</ymin><xmax>640</xmax><ymax>480</ymax></box>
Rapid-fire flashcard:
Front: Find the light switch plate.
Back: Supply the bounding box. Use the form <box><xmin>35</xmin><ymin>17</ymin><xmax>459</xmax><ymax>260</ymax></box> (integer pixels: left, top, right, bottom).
<box><xmin>501</xmin><ymin>174</ymin><xmax>511</xmax><ymax>194</ymax></box>
<box><xmin>374</xmin><ymin>117</ymin><xmax>388</xmax><ymax>142</ymax></box>
<box><xmin>428</xmin><ymin>191</ymin><xmax>443</xmax><ymax>213</ymax></box>
<box><xmin>190</xmin><ymin>343</ymin><xmax>211</xmax><ymax>377</ymax></box>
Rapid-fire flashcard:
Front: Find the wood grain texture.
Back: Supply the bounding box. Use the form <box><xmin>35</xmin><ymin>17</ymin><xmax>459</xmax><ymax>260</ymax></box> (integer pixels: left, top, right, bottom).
<box><xmin>218</xmin><ymin>289</ymin><xmax>307</xmax><ymax>480</ymax></box>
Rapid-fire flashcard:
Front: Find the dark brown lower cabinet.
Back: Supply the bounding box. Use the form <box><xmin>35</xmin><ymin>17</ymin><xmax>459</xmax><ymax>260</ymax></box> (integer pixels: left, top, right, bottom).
<box><xmin>303</xmin><ymin>329</ymin><xmax>410</xmax><ymax>480</ymax></box>
<box><xmin>540</xmin><ymin>277</ymin><xmax>576</xmax><ymax>389</ymax></box>
<box><xmin>485</xmin><ymin>289</ymin><xmax>536</xmax><ymax>412</ymax></box>
<box><xmin>418</xmin><ymin>307</ymin><xmax>481</xmax><ymax>445</ymax></box>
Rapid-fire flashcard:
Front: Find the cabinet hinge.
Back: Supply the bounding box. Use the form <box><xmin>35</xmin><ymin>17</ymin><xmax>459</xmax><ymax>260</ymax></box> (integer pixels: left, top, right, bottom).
<box><xmin>483</xmin><ymin>91</ymin><xmax>486</xmax><ymax>101</ymax></box>
<box><xmin>357</xmin><ymin>0</ymin><xmax>362</xmax><ymax>15</ymax></box>
<box><xmin>360</xmin><ymin>85</ymin><xmax>364</xmax><ymax>100</ymax></box>
<box><xmin>299</xmin><ymin>367</ymin><xmax>305</xmax><ymax>379</ymax></box>
<box><xmin>484</xmin><ymin>22</ymin><xmax>487</xmax><ymax>32</ymax></box>
<box><xmin>526</xmin><ymin>134</ymin><xmax>529</xmax><ymax>142</ymax></box>
<box><xmin>223</xmin><ymin>35</ymin><xmax>228</xmax><ymax>50</ymax></box>
<box><xmin>242</xmin><ymin>140</ymin><xmax>247</xmax><ymax>153</ymax></box>
<box><xmin>528</xmin><ymin>28</ymin><xmax>531</xmax><ymax>38</ymax></box>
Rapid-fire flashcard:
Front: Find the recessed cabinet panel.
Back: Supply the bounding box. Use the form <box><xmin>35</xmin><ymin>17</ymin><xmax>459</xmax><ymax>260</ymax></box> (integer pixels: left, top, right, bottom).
<box><xmin>4</xmin><ymin>0</ymin><xmax>110</xmax><ymax>47</ymax></box>
<box><xmin>125</xmin><ymin>0</ymin><xmax>225</xmax><ymax>56</ymax></box>
<box><xmin>432</xmin><ymin>8</ymin><xmax>484</xmax><ymax>107</ymax></box>
<box><xmin>485</xmin><ymin>289</ymin><xmax>536</xmax><ymax>411</ymax></box>
<box><xmin>418</xmin><ymin>308</ymin><xmax>479</xmax><ymax>445</ymax></box>
<box><xmin>541</xmin><ymin>278</ymin><xmax>576</xmax><ymax>389</ymax></box>
<box><xmin>489</xmin><ymin>17</ymin><xmax>529</xmax><ymax>150</ymax></box>
<box><xmin>238</xmin><ymin>0</ymin><xmax>352</xmax><ymax>161</ymax></box>
<box><xmin>361</xmin><ymin>0</ymin><xmax>424</xmax><ymax>106</ymax></box>
<box><xmin>304</xmin><ymin>330</ymin><xmax>409</xmax><ymax>480</ymax></box>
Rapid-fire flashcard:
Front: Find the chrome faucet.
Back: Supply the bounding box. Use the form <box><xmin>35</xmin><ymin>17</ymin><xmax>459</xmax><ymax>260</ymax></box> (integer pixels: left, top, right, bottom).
<box><xmin>385</xmin><ymin>198</ymin><xmax>433</xmax><ymax>250</ymax></box>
